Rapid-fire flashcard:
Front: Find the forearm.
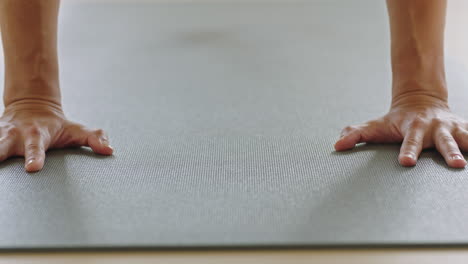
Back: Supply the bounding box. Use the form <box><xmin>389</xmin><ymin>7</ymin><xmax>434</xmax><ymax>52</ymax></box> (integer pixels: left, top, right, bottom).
<box><xmin>0</xmin><ymin>0</ymin><xmax>61</xmax><ymax>108</ymax></box>
<box><xmin>386</xmin><ymin>0</ymin><xmax>448</xmax><ymax>107</ymax></box>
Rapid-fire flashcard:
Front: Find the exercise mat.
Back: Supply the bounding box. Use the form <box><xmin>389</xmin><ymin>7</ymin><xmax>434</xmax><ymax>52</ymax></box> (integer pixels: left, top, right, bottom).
<box><xmin>1</xmin><ymin>0</ymin><xmax>468</xmax><ymax>250</ymax></box>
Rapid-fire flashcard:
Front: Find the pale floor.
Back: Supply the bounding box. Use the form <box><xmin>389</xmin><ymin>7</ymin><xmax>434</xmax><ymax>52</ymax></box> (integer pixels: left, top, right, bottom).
<box><xmin>2</xmin><ymin>249</ymin><xmax>468</xmax><ymax>264</ymax></box>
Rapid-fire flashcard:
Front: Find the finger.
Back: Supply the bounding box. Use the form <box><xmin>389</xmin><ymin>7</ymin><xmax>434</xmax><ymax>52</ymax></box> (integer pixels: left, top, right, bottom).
<box><xmin>86</xmin><ymin>128</ymin><xmax>114</xmax><ymax>155</ymax></box>
<box><xmin>23</xmin><ymin>128</ymin><xmax>47</xmax><ymax>172</ymax></box>
<box><xmin>335</xmin><ymin>126</ymin><xmax>362</xmax><ymax>151</ymax></box>
<box><xmin>454</xmin><ymin>128</ymin><xmax>468</xmax><ymax>152</ymax></box>
<box><xmin>55</xmin><ymin>122</ymin><xmax>113</xmax><ymax>155</ymax></box>
<box><xmin>0</xmin><ymin>126</ymin><xmax>20</xmax><ymax>162</ymax></box>
<box><xmin>0</xmin><ymin>133</ymin><xmax>17</xmax><ymax>162</ymax></box>
<box><xmin>399</xmin><ymin>126</ymin><xmax>425</xmax><ymax>167</ymax></box>
<box><xmin>434</xmin><ymin>129</ymin><xmax>467</xmax><ymax>168</ymax></box>
<box><xmin>334</xmin><ymin>120</ymin><xmax>385</xmax><ymax>151</ymax></box>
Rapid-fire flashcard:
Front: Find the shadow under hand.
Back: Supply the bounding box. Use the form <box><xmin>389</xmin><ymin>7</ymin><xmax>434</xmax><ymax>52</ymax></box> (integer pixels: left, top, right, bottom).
<box><xmin>425</xmin><ymin>149</ymin><xmax>468</xmax><ymax>171</ymax></box>
<box><xmin>331</xmin><ymin>142</ymin><xmax>400</xmax><ymax>155</ymax></box>
<box><xmin>331</xmin><ymin>142</ymin><xmax>466</xmax><ymax>170</ymax></box>
<box><xmin>0</xmin><ymin>146</ymin><xmax>112</xmax><ymax>171</ymax></box>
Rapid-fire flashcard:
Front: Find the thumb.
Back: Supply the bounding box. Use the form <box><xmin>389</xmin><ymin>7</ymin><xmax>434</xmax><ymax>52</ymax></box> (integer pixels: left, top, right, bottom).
<box><xmin>85</xmin><ymin>128</ymin><xmax>114</xmax><ymax>155</ymax></box>
<box><xmin>334</xmin><ymin>120</ymin><xmax>385</xmax><ymax>151</ymax></box>
<box><xmin>60</xmin><ymin>123</ymin><xmax>114</xmax><ymax>155</ymax></box>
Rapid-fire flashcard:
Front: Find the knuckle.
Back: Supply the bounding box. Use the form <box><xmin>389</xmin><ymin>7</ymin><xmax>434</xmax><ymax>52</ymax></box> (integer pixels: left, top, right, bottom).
<box><xmin>94</xmin><ymin>129</ymin><xmax>108</xmax><ymax>140</ymax></box>
<box><xmin>412</xmin><ymin>116</ymin><xmax>428</xmax><ymax>127</ymax></box>
<box><xmin>27</xmin><ymin>126</ymin><xmax>42</xmax><ymax>136</ymax></box>
<box><xmin>438</xmin><ymin>134</ymin><xmax>454</xmax><ymax>143</ymax></box>
<box><xmin>94</xmin><ymin>129</ymin><xmax>105</xmax><ymax>136</ymax></box>
<box><xmin>25</xmin><ymin>143</ymin><xmax>42</xmax><ymax>151</ymax></box>
<box><xmin>343</xmin><ymin>125</ymin><xmax>358</xmax><ymax>133</ymax></box>
<box><xmin>404</xmin><ymin>137</ymin><xmax>420</xmax><ymax>146</ymax></box>
<box><xmin>432</xmin><ymin>117</ymin><xmax>445</xmax><ymax>127</ymax></box>
<box><xmin>453</xmin><ymin>127</ymin><xmax>465</xmax><ymax>138</ymax></box>
<box><xmin>6</xmin><ymin>126</ymin><xmax>20</xmax><ymax>137</ymax></box>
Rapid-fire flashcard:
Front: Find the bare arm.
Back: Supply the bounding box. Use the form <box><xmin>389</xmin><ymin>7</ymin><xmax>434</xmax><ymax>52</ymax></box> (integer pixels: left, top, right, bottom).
<box><xmin>0</xmin><ymin>0</ymin><xmax>61</xmax><ymax>107</ymax></box>
<box><xmin>0</xmin><ymin>0</ymin><xmax>113</xmax><ymax>172</ymax></box>
<box><xmin>387</xmin><ymin>0</ymin><xmax>448</xmax><ymax>106</ymax></box>
<box><xmin>336</xmin><ymin>0</ymin><xmax>468</xmax><ymax>168</ymax></box>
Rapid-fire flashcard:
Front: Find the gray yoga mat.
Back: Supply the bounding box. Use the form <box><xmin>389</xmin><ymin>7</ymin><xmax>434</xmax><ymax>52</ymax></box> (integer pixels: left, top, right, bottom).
<box><xmin>1</xmin><ymin>0</ymin><xmax>468</xmax><ymax>250</ymax></box>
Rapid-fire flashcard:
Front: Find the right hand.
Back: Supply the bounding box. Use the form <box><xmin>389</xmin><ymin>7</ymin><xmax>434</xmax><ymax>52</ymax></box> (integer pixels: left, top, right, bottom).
<box><xmin>0</xmin><ymin>99</ymin><xmax>113</xmax><ymax>172</ymax></box>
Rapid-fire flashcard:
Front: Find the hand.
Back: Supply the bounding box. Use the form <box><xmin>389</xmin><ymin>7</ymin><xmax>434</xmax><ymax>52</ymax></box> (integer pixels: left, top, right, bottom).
<box><xmin>334</xmin><ymin>95</ymin><xmax>468</xmax><ymax>168</ymax></box>
<box><xmin>0</xmin><ymin>99</ymin><xmax>113</xmax><ymax>172</ymax></box>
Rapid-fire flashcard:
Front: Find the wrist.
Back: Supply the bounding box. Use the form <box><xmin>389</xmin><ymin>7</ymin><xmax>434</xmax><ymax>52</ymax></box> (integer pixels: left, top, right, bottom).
<box><xmin>391</xmin><ymin>91</ymin><xmax>449</xmax><ymax>110</ymax></box>
<box><xmin>3</xmin><ymin>82</ymin><xmax>62</xmax><ymax>111</ymax></box>
<box><xmin>391</xmin><ymin>81</ymin><xmax>449</xmax><ymax>110</ymax></box>
<box><xmin>391</xmin><ymin>54</ymin><xmax>448</xmax><ymax>108</ymax></box>
<box><xmin>3</xmin><ymin>97</ymin><xmax>64</xmax><ymax>118</ymax></box>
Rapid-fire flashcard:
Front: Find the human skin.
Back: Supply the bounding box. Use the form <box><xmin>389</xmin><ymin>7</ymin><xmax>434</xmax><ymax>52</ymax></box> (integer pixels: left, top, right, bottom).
<box><xmin>335</xmin><ymin>0</ymin><xmax>468</xmax><ymax>168</ymax></box>
<box><xmin>0</xmin><ymin>0</ymin><xmax>463</xmax><ymax>171</ymax></box>
<box><xmin>0</xmin><ymin>0</ymin><xmax>113</xmax><ymax>173</ymax></box>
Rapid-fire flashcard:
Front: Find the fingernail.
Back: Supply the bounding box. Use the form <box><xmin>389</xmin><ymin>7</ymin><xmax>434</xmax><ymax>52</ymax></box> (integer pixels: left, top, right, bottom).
<box><xmin>402</xmin><ymin>153</ymin><xmax>415</xmax><ymax>160</ymax></box>
<box><xmin>100</xmin><ymin>138</ymin><xmax>110</xmax><ymax>146</ymax></box>
<box><xmin>451</xmin><ymin>154</ymin><xmax>464</xmax><ymax>161</ymax></box>
<box><xmin>27</xmin><ymin>159</ymin><xmax>35</xmax><ymax>165</ymax></box>
<box><xmin>102</xmin><ymin>141</ymin><xmax>113</xmax><ymax>150</ymax></box>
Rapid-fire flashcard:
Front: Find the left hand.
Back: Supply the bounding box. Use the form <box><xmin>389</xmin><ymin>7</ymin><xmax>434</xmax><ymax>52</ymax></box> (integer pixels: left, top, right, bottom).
<box><xmin>334</xmin><ymin>95</ymin><xmax>468</xmax><ymax>168</ymax></box>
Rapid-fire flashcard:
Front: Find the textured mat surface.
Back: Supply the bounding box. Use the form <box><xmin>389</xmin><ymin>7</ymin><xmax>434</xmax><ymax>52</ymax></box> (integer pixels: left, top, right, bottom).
<box><xmin>1</xmin><ymin>0</ymin><xmax>468</xmax><ymax>249</ymax></box>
